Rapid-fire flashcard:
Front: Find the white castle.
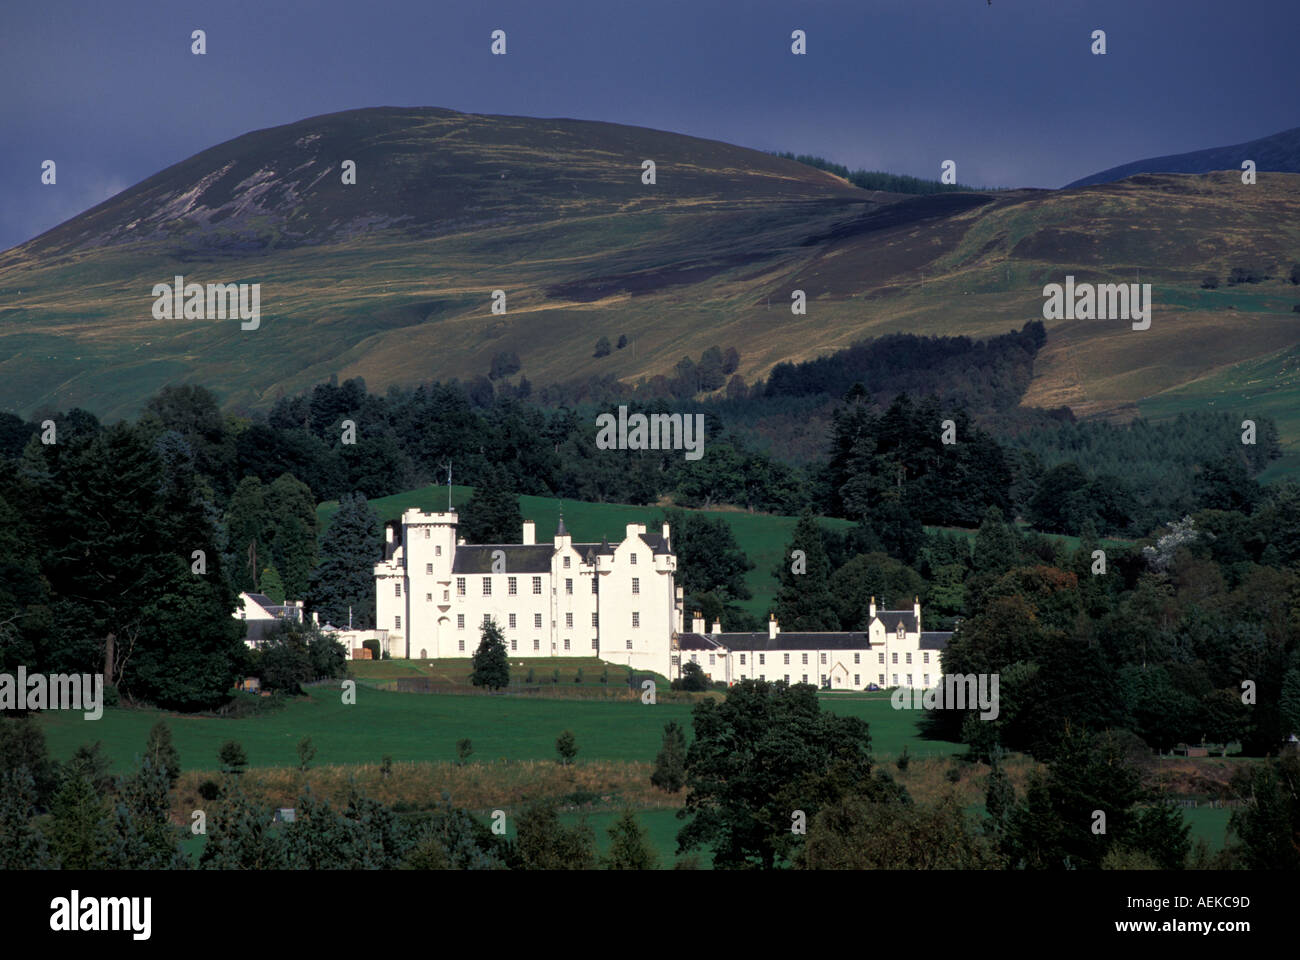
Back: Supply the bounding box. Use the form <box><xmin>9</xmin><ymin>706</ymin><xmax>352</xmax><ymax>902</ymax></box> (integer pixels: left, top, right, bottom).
<box><xmin>374</xmin><ymin>510</ymin><xmax>679</xmax><ymax>677</ymax></box>
<box><xmin>374</xmin><ymin>509</ymin><xmax>951</xmax><ymax>689</ymax></box>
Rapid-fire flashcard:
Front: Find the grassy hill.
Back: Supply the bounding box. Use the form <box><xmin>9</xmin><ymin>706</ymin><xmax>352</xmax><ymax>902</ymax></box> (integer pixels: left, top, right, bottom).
<box><xmin>319</xmin><ymin>484</ymin><xmax>1132</xmax><ymax>621</ymax></box>
<box><xmin>3</xmin><ymin>107</ymin><xmax>1298</xmax><ymax>474</ymax></box>
<box><xmin>1065</xmin><ymin>124</ymin><xmax>1300</xmax><ymax>187</ymax></box>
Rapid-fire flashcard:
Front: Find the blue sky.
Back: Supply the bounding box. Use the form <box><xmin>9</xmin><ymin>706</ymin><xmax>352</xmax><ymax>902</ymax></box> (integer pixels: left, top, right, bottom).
<box><xmin>1</xmin><ymin>0</ymin><xmax>1296</xmax><ymax>251</ymax></box>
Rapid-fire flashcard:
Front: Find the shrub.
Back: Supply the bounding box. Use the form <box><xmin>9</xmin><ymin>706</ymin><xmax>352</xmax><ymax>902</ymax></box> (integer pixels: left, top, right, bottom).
<box><xmin>197</xmin><ymin>779</ymin><xmax>221</xmax><ymax>802</ymax></box>
<box><xmin>556</xmin><ymin>730</ymin><xmax>578</xmax><ymax>765</ymax></box>
<box><xmin>896</xmin><ymin>746</ymin><xmax>911</xmax><ymax>772</ymax></box>
<box><xmin>456</xmin><ymin>738</ymin><xmax>473</xmax><ymax>764</ymax></box>
<box><xmin>593</xmin><ymin>336</ymin><xmax>612</xmax><ymax>358</ymax></box>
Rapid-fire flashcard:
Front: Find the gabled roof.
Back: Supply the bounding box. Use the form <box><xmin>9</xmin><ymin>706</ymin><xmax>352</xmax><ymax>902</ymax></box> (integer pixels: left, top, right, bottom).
<box><xmin>875</xmin><ymin>611</ymin><xmax>918</xmax><ymax>633</ymax></box>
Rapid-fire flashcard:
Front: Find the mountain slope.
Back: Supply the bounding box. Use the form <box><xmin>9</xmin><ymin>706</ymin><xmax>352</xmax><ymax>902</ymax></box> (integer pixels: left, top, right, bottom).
<box><xmin>1065</xmin><ymin>125</ymin><xmax>1300</xmax><ymax>187</ymax></box>
<box><xmin>0</xmin><ymin>107</ymin><xmax>1297</xmax><ymax>466</ymax></box>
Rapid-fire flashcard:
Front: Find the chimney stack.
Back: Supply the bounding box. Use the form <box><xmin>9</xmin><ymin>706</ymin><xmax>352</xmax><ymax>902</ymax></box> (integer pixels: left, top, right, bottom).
<box><xmin>692</xmin><ymin>611</ymin><xmax>705</xmax><ymax>634</ymax></box>
<box><xmin>522</xmin><ymin>519</ymin><xmax>535</xmax><ymax>545</ymax></box>
<box><xmin>768</xmin><ymin>614</ymin><xmax>779</xmax><ymax>640</ymax></box>
<box><xmin>913</xmin><ymin>596</ymin><xmax>921</xmax><ymax>631</ymax></box>
<box><xmin>711</xmin><ymin>620</ymin><xmax>721</xmax><ymax>635</ymax></box>
<box><xmin>869</xmin><ymin>595</ymin><xmax>877</xmax><ymax>619</ymax></box>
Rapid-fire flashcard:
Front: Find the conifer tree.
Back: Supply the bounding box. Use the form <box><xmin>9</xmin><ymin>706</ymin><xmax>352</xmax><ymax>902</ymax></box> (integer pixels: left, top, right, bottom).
<box><xmin>651</xmin><ymin>721</ymin><xmax>687</xmax><ymax>793</ymax></box>
<box><xmin>144</xmin><ymin>720</ymin><xmax>182</xmax><ymax>789</ymax></box>
<box><xmin>0</xmin><ymin>768</ymin><xmax>52</xmax><ymax>869</ymax></box>
<box><xmin>459</xmin><ymin>483</ymin><xmax>523</xmax><ymax>544</ymax></box>
<box><xmin>46</xmin><ymin>768</ymin><xmax>112</xmax><ymax>869</ymax></box>
<box><xmin>603</xmin><ymin>809</ymin><xmax>658</xmax><ymax>870</ymax></box>
<box><xmin>308</xmin><ymin>492</ymin><xmax>381</xmax><ymax>628</ymax></box>
<box><xmin>774</xmin><ymin>510</ymin><xmax>839</xmax><ymax>631</ymax></box>
<box><xmin>470</xmin><ymin>619</ymin><xmax>510</xmax><ymax>690</ymax></box>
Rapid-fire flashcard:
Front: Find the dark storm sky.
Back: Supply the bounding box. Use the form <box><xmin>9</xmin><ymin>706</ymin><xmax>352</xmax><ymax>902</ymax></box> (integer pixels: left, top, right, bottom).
<box><xmin>2</xmin><ymin>0</ymin><xmax>1296</xmax><ymax>252</ymax></box>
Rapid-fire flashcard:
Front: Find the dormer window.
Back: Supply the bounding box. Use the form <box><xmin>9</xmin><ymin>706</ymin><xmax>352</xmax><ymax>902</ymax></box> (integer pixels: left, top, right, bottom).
<box><xmin>896</xmin><ymin>623</ymin><xmax>905</xmax><ymax>640</ymax></box>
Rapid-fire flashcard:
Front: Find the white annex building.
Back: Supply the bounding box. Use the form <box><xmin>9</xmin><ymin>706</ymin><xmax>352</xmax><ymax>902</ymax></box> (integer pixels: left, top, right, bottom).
<box><xmin>670</xmin><ymin>599</ymin><xmax>952</xmax><ymax>691</ymax></box>
<box><xmin>375</xmin><ymin>510</ymin><xmax>679</xmax><ymax>678</ymax></box>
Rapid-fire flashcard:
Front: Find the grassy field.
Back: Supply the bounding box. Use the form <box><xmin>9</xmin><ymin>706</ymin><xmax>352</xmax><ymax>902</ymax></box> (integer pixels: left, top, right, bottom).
<box><xmin>37</xmin><ymin>686</ymin><xmax>961</xmax><ymax>774</ymax></box>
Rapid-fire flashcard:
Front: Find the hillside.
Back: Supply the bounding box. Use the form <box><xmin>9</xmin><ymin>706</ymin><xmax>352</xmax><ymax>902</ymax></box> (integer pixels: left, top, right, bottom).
<box><xmin>1</xmin><ymin>107</ymin><xmax>1298</xmax><ymax>472</ymax></box>
<box><xmin>1065</xmin><ymin>125</ymin><xmax>1300</xmax><ymax>188</ymax></box>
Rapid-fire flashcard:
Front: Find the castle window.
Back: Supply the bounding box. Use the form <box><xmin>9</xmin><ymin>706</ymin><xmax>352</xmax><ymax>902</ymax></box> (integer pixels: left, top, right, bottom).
<box><xmin>533</xmin><ymin>638</ymin><xmax>539</xmax><ymax>651</ymax></box>
<box><xmin>879</xmin><ymin>674</ymin><xmax>885</xmax><ymax>684</ymax></box>
<box><xmin>425</xmin><ymin>563</ymin><xmax>433</xmax><ymax>575</ymax></box>
<box><xmin>632</xmin><ymin>612</ymin><xmax>640</xmax><ymax>628</ymax></box>
<box><xmin>924</xmin><ymin>674</ymin><xmax>930</xmax><ymax>686</ymax></box>
<box><xmin>457</xmin><ymin>615</ymin><xmax>465</xmax><ymax>629</ymax></box>
<box><xmin>535</xmin><ymin>613</ymin><xmax>542</xmax><ymax>629</ymax></box>
<box><xmin>435</xmin><ymin>545</ymin><xmax>441</xmax><ymax>556</ymax></box>
<box><xmin>691</xmin><ymin>654</ymin><xmax>697</xmax><ymax>663</ymax></box>
<box><xmin>854</xmin><ymin>675</ymin><xmax>860</xmax><ymax>686</ymax></box>
<box><xmin>482</xmin><ymin>614</ymin><xmax>491</xmax><ymax>627</ymax></box>
<box><xmin>395</xmin><ymin>616</ymin><xmax>401</xmax><ymax>629</ymax></box>
<box><xmin>511</xmin><ymin>639</ymin><xmax>517</xmax><ymax>652</ymax></box>
<box><xmin>820</xmin><ymin>653</ymin><xmax>826</xmax><ymax>664</ymax></box>
<box><xmin>456</xmin><ymin>577</ymin><xmax>466</xmax><ymax>596</ymax></box>
<box><xmin>564</xmin><ymin>638</ymin><xmax>570</xmax><ymax>650</ymax></box>
<box><xmin>759</xmin><ymin>654</ymin><xmax>765</xmax><ymax>665</ymax></box>
<box><xmin>566</xmin><ymin>613</ymin><xmax>573</xmax><ymax>629</ymax></box>
<box><xmin>709</xmin><ymin>654</ymin><xmax>715</xmax><ymax>665</ymax></box>
<box><xmin>784</xmin><ymin>675</ymin><xmax>790</xmax><ymax>684</ymax></box>
<box><xmin>483</xmin><ymin>578</ymin><xmax>491</xmax><ymax>596</ymax></box>
<box><xmin>626</xmin><ymin>639</ymin><xmax>633</xmax><ymax>650</ymax></box>
<box><xmin>740</xmin><ymin>654</ymin><xmax>746</xmax><ymax>665</ymax></box>
<box><xmin>424</xmin><ymin>528</ymin><xmax>430</xmax><ymax>538</ymax></box>
<box><xmin>459</xmin><ymin>639</ymin><xmax>465</xmax><ymax>652</ymax></box>
<box><xmin>591</xmin><ymin>613</ymin><xmax>598</xmax><ymax>627</ymax></box>
<box><xmin>443</xmin><ymin>590</ymin><xmax>449</xmax><ymax>601</ymax></box>
<box><xmin>854</xmin><ymin>653</ymin><xmax>860</xmax><ymax>664</ymax></box>
<box><xmin>632</xmin><ymin>577</ymin><xmax>640</xmax><ymax>595</ymax></box>
<box><xmin>426</xmin><ymin>594</ymin><xmax>432</xmax><ymax>602</ymax></box>
<box><xmin>923</xmin><ymin>652</ymin><xmax>930</xmax><ymax>664</ymax></box>
<box><xmin>801</xmin><ymin>653</ymin><xmax>808</xmax><ymax>665</ymax></box>
<box><xmin>591</xmin><ymin>638</ymin><xmax>598</xmax><ymax>650</ymax></box>
<box><xmin>395</xmin><ymin>583</ymin><xmax>402</xmax><ymax>597</ymax></box>
<box><xmin>897</xmin><ymin>623</ymin><xmax>905</xmax><ymax>639</ymax></box>
<box><xmin>892</xmin><ymin>674</ymin><xmax>899</xmax><ymax>685</ymax></box>
<box><xmin>907</xmin><ymin>674</ymin><xmax>912</xmax><ymax>686</ymax></box>
<box><xmin>630</xmin><ymin>553</ymin><xmax>637</xmax><ymax>565</ymax></box>
<box><xmin>892</xmin><ymin>652</ymin><xmax>898</xmax><ymax>664</ymax></box>
<box><xmin>532</xmin><ymin>576</ymin><xmax>542</xmax><ymax>594</ymax></box>
<box><xmin>591</xmin><ymin>578</ymin><xmax>598</xmax><ymax>594</ymax></box>
<box><xmin>563</xmin><ymin>556</ymin><xmax>570</xmax><ymax>569</ymax></box>
<box><xmin>906</xmin><ymin>652</ymin><xmax>912</xmax><ymax>664</ymax></box>
<box><xmin>802</xmin><ymin>675</ymin><xmax>808</xmax><ymax>684</ymax></box>
<box><xmin>509</xmin><ymin>613</ymin><xmax>517</xmax><ymax>629</ymax></box>
<box><xmin>784</xmin><ymin>654</ymin><xmax>790</xmax><ymax>665</ymax></box>
<box><xmin>565</xmin><ymin>579</ymin><xmax>573</xmax><ymax>595</ymax></box>
<box><xmin>508</xmin><ymin>577</ymin><xmax>517</xmax><ymax>595</ymax></box>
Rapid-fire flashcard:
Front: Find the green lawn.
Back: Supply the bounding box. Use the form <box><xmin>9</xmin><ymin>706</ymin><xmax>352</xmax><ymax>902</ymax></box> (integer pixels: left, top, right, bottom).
<box><xmin>38</xmin><ymin>687</ymin><xmax>959</xmax><ymax>773</ymax></box>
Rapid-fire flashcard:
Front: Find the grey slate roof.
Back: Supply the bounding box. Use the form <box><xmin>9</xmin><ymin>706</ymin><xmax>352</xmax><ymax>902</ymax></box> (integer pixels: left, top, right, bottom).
<box><xmin>452</xmin><ymin>544</ymin><xmax>556</xmax><ymax>574</ymax></box>
<box><xmin>920</xmin><ymin>632</ymin><xmax>952</xmax><ymax>650</ymax></box>
<box><xmin>676</xmin><ymin>633</ymin><xmax>725</xmax><ymax>651</ymax></box>
<box><xmin>702</xmin><ymin>631</ymin><xmax>877</xmax><ymax>651</ymax></box>
<box><xmin>876</xmin><ymin>611</ymin><xmax>918</xmax><ymax>633</ymax></box>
